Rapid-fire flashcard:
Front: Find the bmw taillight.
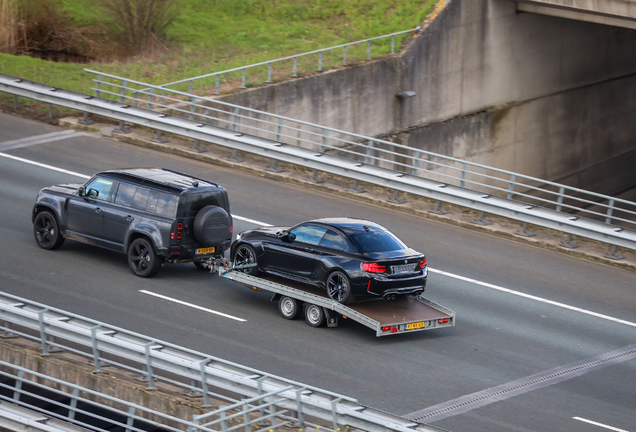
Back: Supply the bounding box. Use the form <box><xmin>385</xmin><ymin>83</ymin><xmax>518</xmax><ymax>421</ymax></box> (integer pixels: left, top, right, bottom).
<box><xmin>362</xmin><ymin>262</ymin><xmax>386</xmax><ymax>273</ymax></box>
<box><xmin>419</xmin><ymin>257</ymin><xmax>427</xmax><ymax>268</ymax></box>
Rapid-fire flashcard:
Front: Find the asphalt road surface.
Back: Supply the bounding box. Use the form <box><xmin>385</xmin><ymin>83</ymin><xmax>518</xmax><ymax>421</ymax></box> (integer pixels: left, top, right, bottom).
<box><xmin>1</xmin><ymin>111</ymin><xmax>636</xmax><ymax>432</ymax></box>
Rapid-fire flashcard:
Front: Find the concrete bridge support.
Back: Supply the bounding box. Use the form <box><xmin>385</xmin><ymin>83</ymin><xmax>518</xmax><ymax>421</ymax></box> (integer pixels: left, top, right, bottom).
<box><xmin>219</xmin><ymin>0</ymin><xmax>636</xmax><ymax>196</ymax></box>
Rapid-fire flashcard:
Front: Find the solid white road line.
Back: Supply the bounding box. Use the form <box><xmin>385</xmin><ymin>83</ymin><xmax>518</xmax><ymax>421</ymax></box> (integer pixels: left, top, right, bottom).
<box><xmin>429</xmin><ymin>268</ymin><xmax>636</xmax><ymax>328</ymax></box>
<box><xmin>573</xmin><ymin>417</ymin><xmax>629</xmax><ymax>432</ymax></box>
<box><xmin>0</xmin><ymin>152</ymin><xmax>91</xmax><ymax>179</ymax></box>
<box><xmin>6</xmin><ymin>152</ymin><xmax>636</xmax><ymax>328</ymax></box>
<box><xmin>139</xmin><ymin>290</ymin><xmax>246</xmax><ymax>322</ymax></box>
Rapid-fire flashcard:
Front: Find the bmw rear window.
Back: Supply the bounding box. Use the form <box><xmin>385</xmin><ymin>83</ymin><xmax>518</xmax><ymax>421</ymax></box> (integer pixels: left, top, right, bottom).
<box><xmin>349</xmin><ymin>230</ymin><xmax>407</xmax><ymax>253</ymax></box>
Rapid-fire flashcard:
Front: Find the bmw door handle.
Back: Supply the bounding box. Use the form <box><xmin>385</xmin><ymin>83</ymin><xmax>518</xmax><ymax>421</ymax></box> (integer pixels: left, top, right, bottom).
<box><xmin>95</xmin><ymin>208</ymin><xmax>102</xmax><ymax>213</ymax></box>
<box><xmin>126</xmin><ymin>216</ymin><xmax>134</xmax><ymax>222</ymax></box>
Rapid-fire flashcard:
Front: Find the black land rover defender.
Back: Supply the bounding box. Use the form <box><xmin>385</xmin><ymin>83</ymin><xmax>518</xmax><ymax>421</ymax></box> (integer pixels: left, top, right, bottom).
<box><xmin>32</xmin><ymin>168</ymin><xmax>233</xmax><ymax>277</ymax></box>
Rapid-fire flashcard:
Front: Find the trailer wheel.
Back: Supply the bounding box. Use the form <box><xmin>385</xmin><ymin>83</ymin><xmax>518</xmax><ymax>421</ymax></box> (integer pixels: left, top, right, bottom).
<box><xmin>278</xmin><ymin>296</ymin><xmax>302</xmax><ymax>320</ymax></box>
<box><xmin>304</xmin><ymin>304</ymin><xmax>326</xmax><ymax>327</ymax></box>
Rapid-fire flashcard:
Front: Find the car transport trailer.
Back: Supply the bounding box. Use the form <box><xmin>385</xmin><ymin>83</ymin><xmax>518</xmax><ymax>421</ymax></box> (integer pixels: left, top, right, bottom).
<box><xmin>213</xmin><ymin>262</ymin><xmax>455</xmax><ymax>337</ymax></box>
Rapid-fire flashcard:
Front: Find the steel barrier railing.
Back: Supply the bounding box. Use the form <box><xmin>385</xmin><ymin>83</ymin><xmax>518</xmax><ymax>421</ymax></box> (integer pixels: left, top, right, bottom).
<box><xmin>152</xmin><ymin>28</ymin><xmax>419</xmax><ymax>95</ymax></box>
<box><xmin>0</xmin><ymin>291</ymin><xmax>445</xmax><ymax>432</ymax></box>
<box><xmin>1</xmin><ymin>71</ymin><xmax>636</xmax><ymax>254</ymax></box>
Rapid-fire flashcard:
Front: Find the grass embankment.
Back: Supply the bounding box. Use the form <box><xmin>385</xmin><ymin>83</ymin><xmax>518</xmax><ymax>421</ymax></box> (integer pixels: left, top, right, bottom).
<box><xmin>1</xmin><ymin>0</ymin><xmax>438</xmax><ymax>115</ymax></box>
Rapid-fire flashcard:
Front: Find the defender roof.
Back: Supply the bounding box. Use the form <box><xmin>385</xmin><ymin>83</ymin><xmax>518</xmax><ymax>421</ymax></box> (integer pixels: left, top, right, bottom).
<box><xmin>99</xmin><ymin>168</ymin><xmax>220</xmax><ymax>193</ymax></box>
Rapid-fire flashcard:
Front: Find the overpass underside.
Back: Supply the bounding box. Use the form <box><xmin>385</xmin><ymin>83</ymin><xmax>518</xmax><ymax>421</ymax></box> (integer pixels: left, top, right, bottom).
<box><xmin>515</xmin><ymin>0</ymin><xmax>636</xmax><ymax>29</ymax></box>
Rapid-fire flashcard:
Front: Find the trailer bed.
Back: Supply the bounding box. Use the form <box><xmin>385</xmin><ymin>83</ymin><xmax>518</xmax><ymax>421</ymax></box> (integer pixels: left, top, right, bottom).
<box><xmin>219</xmin><ymin>268</ymin><xmax>455</xmax><ymax>337</ymax></box>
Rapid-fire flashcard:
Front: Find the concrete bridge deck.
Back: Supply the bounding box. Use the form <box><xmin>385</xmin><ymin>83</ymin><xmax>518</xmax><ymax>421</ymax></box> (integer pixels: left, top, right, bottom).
<box><xmin>515</xmin><ymin>0</ymin><xmax>636</xmax><ymax>28</ymax></box>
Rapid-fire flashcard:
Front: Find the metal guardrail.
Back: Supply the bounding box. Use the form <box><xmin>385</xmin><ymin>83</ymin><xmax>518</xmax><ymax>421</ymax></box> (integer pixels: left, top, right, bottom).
<box><xmin>1</xmin><ymin>71</ymin><xmax>636</xmax><ymax>255</ymax></box>
<box><xmin>0</xmin><ymin>360</ymin><xmax>211</xmax><ymax>432</ymax></box>
<box><xmin>153</xmin><ymin>28</ymin><xmax>419</xmax><ymax>95</ymax></box>
<box><xmin>0</xmin><ymin>291</ymin><xmax>445</xmax><ymax>432</ymax></box>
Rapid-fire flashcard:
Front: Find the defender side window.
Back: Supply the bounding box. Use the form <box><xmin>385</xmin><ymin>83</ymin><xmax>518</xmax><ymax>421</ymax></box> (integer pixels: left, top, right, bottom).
<box><xmin>115</xmin><ymin>182</ymin><xmax>136</xmax><ymax>207</ymax></box>
<box><xmin>85</xmin><ymin>177</ymin><xmax>115</xmax><ymax>201</ymax></box>
<box><xmin>131</xmin><ymin>188</ymin><xmax>150</xmax><ymax>210</ymax></box>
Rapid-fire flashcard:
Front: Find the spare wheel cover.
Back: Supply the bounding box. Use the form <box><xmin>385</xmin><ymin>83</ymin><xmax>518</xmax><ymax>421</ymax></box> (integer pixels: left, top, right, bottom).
<box><xmin>193</xmin><ymin>206</ymin><xmax>231</xmax><ymax>246</ymax></box>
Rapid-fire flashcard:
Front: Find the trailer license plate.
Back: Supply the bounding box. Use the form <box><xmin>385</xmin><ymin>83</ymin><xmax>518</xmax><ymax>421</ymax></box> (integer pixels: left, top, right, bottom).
<box><xmin>405</xmin><ymin>321</ymin><xmax>426</xmax><ymax>330</ymax></box>
<box><xmin>196</xmin><ymin>247</ymin><xmax>215</xmax><ymax>255</ymax></box>
<box><xmin>391</xmin><ymin>264</ymin><xmax>416</xmax><ymax>273</ymax></box>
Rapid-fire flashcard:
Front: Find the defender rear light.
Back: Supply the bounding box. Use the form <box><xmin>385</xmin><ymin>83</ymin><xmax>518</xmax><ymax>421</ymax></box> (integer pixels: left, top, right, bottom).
<box><xmin>419</xmin><ymin>257</ymin><xmax>427</xmax><ymax>268</ymax></box>
<box><xmin>177</xmin><ymin>223</ymin><xmax>183</xmax><ymax>230</ymax></box>
<box><xmin>176</xmin><ymin>232</ymin><xmax>182</xmax><ymax>239</ymax></box>
<box><xmin>362</xmin><ymin>262</ymin><xmax>386</xmax><ymax>273</ymax></box>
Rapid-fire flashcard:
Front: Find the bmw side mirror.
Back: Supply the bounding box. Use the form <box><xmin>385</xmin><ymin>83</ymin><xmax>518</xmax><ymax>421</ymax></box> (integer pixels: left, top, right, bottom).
<box><xmin>288</xmin><ymin>232</ymin><xmax>296</xmax><ymax>241</ymax></box>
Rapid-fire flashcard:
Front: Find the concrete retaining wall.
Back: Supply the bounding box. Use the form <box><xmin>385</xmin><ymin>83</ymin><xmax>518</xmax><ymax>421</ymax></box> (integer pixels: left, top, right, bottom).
<box><xmin>218</xmin><ymin>0</ymin><xmax>636</xmax><ymax>195</ymax></box>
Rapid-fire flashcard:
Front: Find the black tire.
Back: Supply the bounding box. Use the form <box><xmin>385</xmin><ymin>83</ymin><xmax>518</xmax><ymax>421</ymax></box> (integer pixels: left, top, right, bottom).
<box><xmin>278</xmin><ymin>296</ymin><xmax>303</xmax><ymax>320</ymax></box>
<box><xmin>33</xmin><ymin>211</ymin><xmax>65</xmax><ymax>250</ymax></box>
<box><xmin>326</xmin><ymin>270</ymin><xmax>353</xmax><ymax>304</ymax></box>
<box><xmin>128</xmin><ymin>238</ymin><xmax>162</xmax><ymax>278</ymax></box>
<box><xmin>193</xmin><ymin>206</ymin><xmax>231</xmax><ymax>246</ymax></box>
<box><xmin>304</xmin><ymin>304</ymin><xmax>326</xmax><ymax>327</ymax></box>
<box><xmin>233</xmin><ymin>244</ymin><xmax>259</xmax><ymax>275</ymax></box>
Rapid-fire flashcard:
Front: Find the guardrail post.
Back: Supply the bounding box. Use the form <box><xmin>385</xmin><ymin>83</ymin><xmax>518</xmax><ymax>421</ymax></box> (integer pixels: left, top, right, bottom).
<box><xmin>152</xmin><ymin>130</ymin><xmax>169</xmax><ymax>143</ymax></box>
<box><xmin>48</xmin><ymin>104</ymin><xmax>54</xmax><ymax>120</ymax></box>
<box><xmin>90</xmin><ymin>325</ymin><xmax>104</xmax><ymax>373</ymax></box>
<box><xmin>295</xmin><ymin>388</ymin><xmax>306</xmax><ymax>429</ymax></box>
<box><xmin>189</xmin><ymin>97</ymin><xmax>197</xmax><ymax>121</ymax></box>
<box><xmin>125</xmin><ymin>407</ymin><xmax>136</xmax><ymax>432</ymax></box>
<box><xmin>460</xmin><ymin>162</ymin><xmax>467</xmax><ymax>188</ymax></box>
<box><xmin>78</xmin><ymin>111</ymin><xmax>95</xmax><ymax>125</ymax></box>
<box><xmin>411</xmin><ymin>151</ymin><xmax>420</xmax><ymax>175</ymax></box>
<box><xmin>242</xmin><ymin>402</ymin><xmax>252</xmax><ymax>432</ymax></box>
<box><xmin>515</xmin><ymin>222</ymin><xmax>535</xmax><ymax>237</ymax></box>
<box><xmin>605</xmin><ymin>199</ymin><xmax>615</xmax><ymax>224</ymax></box>
<box><xmin>605</xmin><ymin>244</ymin><xmax>625</xmax><ymax>260</ymax></box>
<box><xmin>507</xmin><ymin>175</ymin><xmax>516</xmax><ymax>199</ymax></box>
<box><xmin>331</xmin><ymin>397</ymin><xmax>342</xmax><ymax>431</ymax></box>
<box><xmin>267</xmin><ymin>159</ymin><xmax>285</xmax><ymax>173</ymax></box>
<box><xmin>200</xmin><ymin>359</ymin><xmax>212</xmax><ymax>407</ymax></box>
<box><xmin>430</xmin><ymin>200</ymin><xmax>448</xmax><ymax>215</ymax></box>
<box><xmin>556</xmin><ymin>187</ymin><xmax>565</xmax><ymax>212</ymax></box>
<box><xmin>68</xmin><ymin>388</ymin><xmax>79</xmax><ymax>420</ymax></box>
<box><xmin>472</xmin><ymin>211</ymin><xmax>492</xmax><ymax>226</ymax></box>
<box><xmin>13</xmin><ymin>95</ymin><xmax>18</xmax><ymax>111</ymax></box>
<box><xmin>137</xmin><ymin>342</ymin><xmax>157</xmax><ymax>390</ymax></box>
<box><xmin>275</xmin><ymin>118</ymin><xmax>283</xmax><ymax>142</ymax></box>
<box><xmin>388</xmin><ymin>190</ymin><xmax>406</xmax><ymax>204</ymax></box>
<box><xmin>221</xmin><ymin>410</ymin><xmax>228</xmax><ymax>432</ymax></box>
<box><xmin>95</xmin><ymin>74</ymin><xmax>102</xmax><ymax>98</ymax></box>
<box><xmin>308</xmin><ymin>169</ymin><xmax>324</xmax><ymax>184</ymax></box>
<box><xmin>148</xmin><ymin>88</ymin><xmax>154</xmax><ymax>110</ymax></box>
<box><xmin>120</xmin><ymin>80</ymin><xmax>128</xmax><ymax>103</ymax></box>
<box><xmin>241</xmin><ymin>68</ymin><xmax>247</xmax><ymax>89</ymax></box>
<box><xmin>347</xmin><ymin>179</ymin><xmax>366</xmax><ymax>194</ymax></box>
<box><xmin>292</xmin><ymin>57</ymin><xmax>298</xmax><ymax>77</ymax></box>
<box><xmin>367</xmin><ymin>40</ymin><xmax>372</xmax><ymax>60</ymax></box>
<box><xmin>266</xmin><ymin>63</ymin><xmax>273</xmax><ymax>83</ymax></box>
<box><xmin>189</xmin><ymin>79</ymin><xmax>194</xmax><ymax>94</ymax></box>
<box><xmin>190</xmin><ymin>139</ymin><xmax>207</xmax><ymax>153</ymax></box>
<box><xmin>256</xmin><ymin>376</ymin><xmax>270</xmax><ymax>426</ymax></box>
<box><xmin>343</xmin><ymin>46</ymin><xmax>348</xmax><ymax>66</ymax></box>
<box><xmin>215</xmin><ymin>75</ymin><xmax>220</xmax><ymax>95</ymax></box>
<box><xmin>13</xmin><ymin>370</ymin><xmax>23</xmax><ymax>402</ymax></box>
<box><xmin>318</xmin><ymin>51</ymin><xmax>323</xmax><ymax>71</ymax></box>
<box><xmin>560</xmin><ymin>233</ymin><xmax>579</xmax><ymax>249</ymax></box>
<box><xmin>114</xmin><ymin>121</ymin><xmax>131</xmax><ymax>134</ymax></box>
<box><xmin>320</xmin><ymin>129</ymin><xmax>327</xmax><ymax>154</ymax></box>
<box><xmin>365</xmin><ymin>140</ymin><xmax>374</xmax><ymax>164</ymax></box>
<box><xmin>270</xmin><ymin>399</ymin><xmax>280</xmax><ymax>432</ymax></box>
<box><xmin>38</xmin><ymin>309</ymin><xmax>50</xmax><ymax>356</ymax></box>
<box><xmin>233</xmin><ymin>106</ymin><xmax>240</xmax><ymax>131</ymax></box>
<box><xmin>391</xmin><ymin>35</ymin><xmax>396</xmax><ymax>54</ymax></box>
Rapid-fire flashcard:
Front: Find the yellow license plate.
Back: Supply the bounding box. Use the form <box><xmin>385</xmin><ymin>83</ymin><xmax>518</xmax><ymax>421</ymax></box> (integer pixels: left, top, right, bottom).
<box><xmin>196</xmin><ymin>247</ymin><xmax>215</xmax><ymax>255</ymax></box>
<box><xmin>405</xmin><ymin>321</ymin><xmax>426</xmax><ymax>330</ymax></box>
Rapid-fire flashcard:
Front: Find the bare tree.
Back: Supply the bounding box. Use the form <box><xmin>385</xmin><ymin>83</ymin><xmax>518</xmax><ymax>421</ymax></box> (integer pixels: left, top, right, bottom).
<box><xmin>98</xmin><ymin>0</ymin><xmax>179</xmax><ymax>56</ymax></box>
<box><xmin>0</xmin><ymin>0</ymin><xmax>17</xmax><ymax>53</ymax></box>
